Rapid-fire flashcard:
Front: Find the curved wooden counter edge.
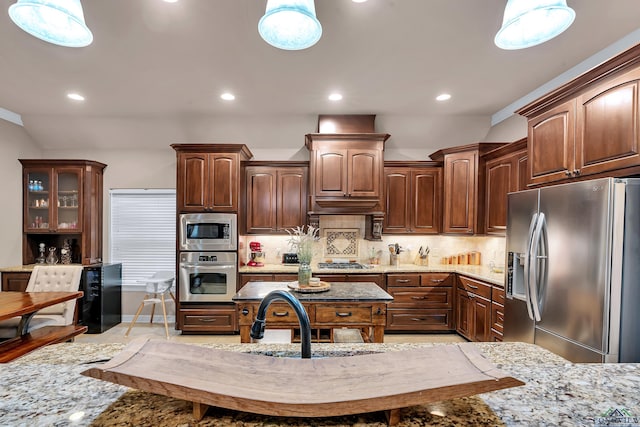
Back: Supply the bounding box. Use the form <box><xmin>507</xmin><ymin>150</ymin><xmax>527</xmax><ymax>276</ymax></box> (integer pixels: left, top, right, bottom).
<box><xmin>81</xmin><ymin>338</ymin><xmax>524</xmax><ymax>426</ymax></box>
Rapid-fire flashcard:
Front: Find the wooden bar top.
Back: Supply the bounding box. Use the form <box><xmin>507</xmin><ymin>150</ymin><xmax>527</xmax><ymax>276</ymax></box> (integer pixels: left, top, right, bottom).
<box><xmin>0</xmin><ymin>291</ymin><xmax>84</xmax><ymax>321</ymax></box>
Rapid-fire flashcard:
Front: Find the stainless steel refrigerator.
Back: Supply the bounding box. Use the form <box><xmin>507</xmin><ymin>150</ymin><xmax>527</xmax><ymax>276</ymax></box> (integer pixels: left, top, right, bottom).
<box><xmin>504</xmin><ymin>177</ymin><xmax>640</xmax><ymax>363</ymax></box>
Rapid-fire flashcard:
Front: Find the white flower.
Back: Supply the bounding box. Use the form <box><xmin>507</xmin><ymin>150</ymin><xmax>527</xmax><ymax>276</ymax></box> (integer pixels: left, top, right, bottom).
<box><xmin>286</xmin><ymin>226</ymin><xmax>319</xmax><ymax>264</ymax></box>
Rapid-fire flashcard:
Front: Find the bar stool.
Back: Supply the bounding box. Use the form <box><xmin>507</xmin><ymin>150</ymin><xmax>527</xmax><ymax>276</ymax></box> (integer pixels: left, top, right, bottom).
<box><xmin>125</xmin><ymin>271</ymin><xmax>175</xmax><ymax>339</ymax></box>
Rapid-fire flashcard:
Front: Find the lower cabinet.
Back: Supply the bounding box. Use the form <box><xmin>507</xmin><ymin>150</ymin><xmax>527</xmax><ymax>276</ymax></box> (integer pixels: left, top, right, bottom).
<box><xmin>1</xmin><ymin>272</ymin><xmax>31</xmax><ymax>291</ymax></box>
<box><xmin>179</xmin><ymin>304</ymin><xmax>238</xmax><ymax>333</ymax></box>
<box><xmin>490</xmin><ymin>285</ymin><xmax>505</xmax><ymax>342</ymax></box>
<box><xmin>456</xmin><ymin>275</ymin><xmax>491</xmax><ymax>341</ymax></box>
<box><xmin>239</xmin><ymin>273</ymin><xmax>298</xmax><ymax>289</ymax></box>
<box><xmin>386</xmin><ymin>273</ymin><xmax>454</xmax><ymax>331</ymax></box>
<box><xmin>312</xmin><ymin>273</ymin><xmax>386</xmax><ymax>289</ymax></box>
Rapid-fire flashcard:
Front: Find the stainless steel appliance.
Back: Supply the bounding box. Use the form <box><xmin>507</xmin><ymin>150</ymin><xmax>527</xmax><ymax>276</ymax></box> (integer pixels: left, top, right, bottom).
<box><xmin>179</xmin><ymin>213</ymin><xmax>237</xmax><ymax>252</ymax></box>
<box><xmin>179</xmin><ymin>252</ymin><xmax>237</xmax><ymax>302</ymax></box>
<box><xmin>504</xmin><ymin>177</ymin><xmax>640</xmax><ymax>362</ymax></box>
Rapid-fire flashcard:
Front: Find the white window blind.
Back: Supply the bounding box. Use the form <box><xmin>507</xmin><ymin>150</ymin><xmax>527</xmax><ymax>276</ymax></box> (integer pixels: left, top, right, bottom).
<box><xmin>110</xmin><ymin>189</ymin><xmax>176</xmax><ymax>287</ymax></box>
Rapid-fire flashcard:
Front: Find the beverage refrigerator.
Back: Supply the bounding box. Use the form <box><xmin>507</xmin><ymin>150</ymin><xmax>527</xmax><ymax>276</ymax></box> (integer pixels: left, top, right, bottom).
<box><xmin>504</xmin><ymin>177</ymin><xmax>640</xmax><ymax>362</ymax></box>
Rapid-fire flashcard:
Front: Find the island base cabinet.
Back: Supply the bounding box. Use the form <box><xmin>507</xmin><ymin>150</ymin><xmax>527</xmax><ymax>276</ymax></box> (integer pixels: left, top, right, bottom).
<box><xmin>386</xmin><ymin>308</ymin><xmax>453</xmax><ymax>331</ymax></box>
<box><xmin>179</xmin><ymin>305</ymin><xmax>238</xmax><ymax>333</ymax></box>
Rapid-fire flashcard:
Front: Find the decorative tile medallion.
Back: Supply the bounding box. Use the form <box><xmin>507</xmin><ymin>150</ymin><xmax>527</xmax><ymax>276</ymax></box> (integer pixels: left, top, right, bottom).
<box><xmin>324</xmin><ymin>228</ymin><xmax>359</xmax><ymax>257</ymax></box>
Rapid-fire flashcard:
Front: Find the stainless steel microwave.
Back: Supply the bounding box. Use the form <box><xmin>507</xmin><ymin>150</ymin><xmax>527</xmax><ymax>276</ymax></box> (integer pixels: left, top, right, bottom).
<box><xmin>179</xmin><ymin>213</ymin><xmax>237</xmax><ymax>252</ymax></box>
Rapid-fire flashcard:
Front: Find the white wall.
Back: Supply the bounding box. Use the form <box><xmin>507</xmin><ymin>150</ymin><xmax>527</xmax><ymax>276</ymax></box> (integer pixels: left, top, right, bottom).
<box><xmin>483</xmin><ymin>114</ymin><xmax>527</xmax><ymax>142</ymax></box>
<box><xmin>0</xmin><ymin>121</ymin><xmax>41</xmax><ymax>267</ymax></box>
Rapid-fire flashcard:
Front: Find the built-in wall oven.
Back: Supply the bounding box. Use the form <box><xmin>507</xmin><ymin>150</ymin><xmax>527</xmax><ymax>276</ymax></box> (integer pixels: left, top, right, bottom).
<box><xmin>179</xmin><ymin>252</ymin><xmax>237</xmax><ymax>302</ymax></box>
<box><xmin>179</xmin><ymin>213</ymin><xmax>237</xmax><ymax>252</ymax></box>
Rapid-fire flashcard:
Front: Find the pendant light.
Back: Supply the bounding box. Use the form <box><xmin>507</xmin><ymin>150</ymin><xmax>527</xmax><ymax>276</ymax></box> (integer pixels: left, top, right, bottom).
<box><xmin>8</xmin><ymin>0</ymin><xmax>93</xmax><ymax>48</ymax></box>
<box><xmin>495</xmin><ymin>0</ymin><xmax>575</xmax><ymax>50</ymax></box>
<box><xmin>258</xmin><ymin>0</ymin><xmax>322</xmax><ymax>50</ymax></box>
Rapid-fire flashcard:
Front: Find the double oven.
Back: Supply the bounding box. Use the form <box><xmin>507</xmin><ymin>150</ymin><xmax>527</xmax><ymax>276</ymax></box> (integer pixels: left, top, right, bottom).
<box><xmin>178</xmin><ymin>213</ymin><xmax>238</xmax><ymax>302</ymax></box>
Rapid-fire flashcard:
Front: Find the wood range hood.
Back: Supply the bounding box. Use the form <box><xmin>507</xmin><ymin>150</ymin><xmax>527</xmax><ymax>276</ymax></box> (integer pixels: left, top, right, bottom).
<box><xmin>305</xmin><ymin>115</ymin><xmax>390</xmax><ymax>240</ymax></box>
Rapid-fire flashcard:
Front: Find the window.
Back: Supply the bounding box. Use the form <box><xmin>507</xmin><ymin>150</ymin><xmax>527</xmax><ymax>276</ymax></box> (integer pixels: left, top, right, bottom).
<box><xmin>110</xmin><ymin>189</ymin><xmax>176</xmax><ymax>287</ymax></box>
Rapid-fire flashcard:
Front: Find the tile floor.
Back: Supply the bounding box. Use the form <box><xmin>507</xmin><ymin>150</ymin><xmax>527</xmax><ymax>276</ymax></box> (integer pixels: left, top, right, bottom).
<box><xmin>75</xmin><ymin>323</ymin><xmax>466</xmax><ymax>345</ymax></box>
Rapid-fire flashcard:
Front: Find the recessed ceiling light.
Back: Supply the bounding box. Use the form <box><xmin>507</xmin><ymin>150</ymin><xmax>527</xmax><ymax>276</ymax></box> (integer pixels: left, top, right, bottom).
<box><xmin>163</xmin><ymin>0</ymin><xmax>179</xmax><ymax>3</ymax></box>
<box><xmin>328</xmin><ymin>93</ymin><xmax>343</xmax><ymax>101</ymax></box>
<box><xmin>352</xmin><ymin>0</ymin><xmax>368</xmax><ymax>3</ymax></box>
<box><xmin>67</xmin><ymin>93</ymin><xmax>85</xmax><ymax>101</ymax></box>
<box><xmin>220</xmin><ymin>93</ymin><xmax>235</xmax><ymax>101</ymax></box>
<box><xmin>436</xmin><ymin>93</ymin><xmax>451</xmax><ymax>101</ymax></box>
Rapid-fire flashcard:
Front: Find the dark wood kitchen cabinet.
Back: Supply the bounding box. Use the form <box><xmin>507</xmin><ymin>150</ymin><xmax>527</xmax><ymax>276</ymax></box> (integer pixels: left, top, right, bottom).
<box><xmin>20</xmin><ymin>159</ymin><xmax>106</xmax><ymax>265</ymax></box>
<box><xmin>490</xmin><ymin>285</ymin><xmax>505</xmax><ymax>342</ymax></box>
<box><xmin>456</xmin><ymin>275</ymin><xmax>491</xmax><ymax>342</ymax></box>
<box><xmin>243</xmin><ymin>163</ymin><xmax>308</xmax><ymax>234</ymax></box>
<box><xmin>386</xmin><ymin>273</ymin><xmax>454</xmax><ymax>331</ymax></box>
<box><xmin>172</xmin><ymin>144</ymin><xmax>253</xmax><ymax>213</ymax></box>
<box><xmin>519</xmin><ymin>45</ymin><xmax>640</xmax><ymax>186</ymax></box>
<box><xmin>430</xmin><ymin>143</ymin><xmax>505</xmax><ymax>234</ymax></box>
<box><xmin>178</xmin><ymin>304</ymin><xmax>238</xmax><ymax>333</ymax></box>
<box><xmin>1</xmin><ymin>271</ymin><xmax>31</xmax><ymax>291</ymax></box>
<box><xmin>305</xmin><ymin>133</ymin><xmax>389</xmax><ymax>240</ymax></box>
<box><xmin>383</xmin><ymin>162</ymin><xmax>442</xmax><ymax>234</ymax></box>
<box><xmin>483</xmin><ymin>139</ymin><xmax>528</xmax><ymax>235</ymax></box>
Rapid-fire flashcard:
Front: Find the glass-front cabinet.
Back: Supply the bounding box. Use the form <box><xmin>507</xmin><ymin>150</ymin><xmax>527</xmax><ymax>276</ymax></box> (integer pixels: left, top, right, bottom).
<box><xmin>20</xmin><ymin>159</ymin><xmax>106</xmax><ymax>265</ymax></box>
<box><xmin>25</xmin><ymin>167</ymin><xmax>82</xmax><ymax>232</ymax></box>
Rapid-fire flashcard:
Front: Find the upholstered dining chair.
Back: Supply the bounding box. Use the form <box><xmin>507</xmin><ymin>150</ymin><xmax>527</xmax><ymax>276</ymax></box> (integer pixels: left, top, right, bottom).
<box><xmin>125</xmin><ymin>271</ymin><xmax>175</xmax><ymax>339</ymax></box>
<box><xmin>0</xmin><ymin>265</ymin><xmax>84</xmax><ymax>339</ymax></box>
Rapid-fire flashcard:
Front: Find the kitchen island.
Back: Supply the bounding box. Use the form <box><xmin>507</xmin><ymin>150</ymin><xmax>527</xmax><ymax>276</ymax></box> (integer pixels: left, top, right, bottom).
<box><xmin>2</xmin><ymin>341</ymin><xmax>638</xmax><ymax>426</ymax></box>
<box><xmin>233</xmin><ymin>281</ymin><xmax>393</xmax><ymax>343</ymax></box>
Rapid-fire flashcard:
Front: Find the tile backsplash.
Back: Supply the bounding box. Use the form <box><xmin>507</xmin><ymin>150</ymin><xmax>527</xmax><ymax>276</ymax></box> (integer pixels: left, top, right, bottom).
<box><xmin>240</xmin><ymin>215</ymin><xmax>506</xmax><ymax>267</ymax></box>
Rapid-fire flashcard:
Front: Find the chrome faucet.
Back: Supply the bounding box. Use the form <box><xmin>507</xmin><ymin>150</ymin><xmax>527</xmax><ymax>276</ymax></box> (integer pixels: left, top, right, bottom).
<box><xmin>250</xmin><ymin>290</ymin><xmax>312</xmax><ymax>359</ymax></box>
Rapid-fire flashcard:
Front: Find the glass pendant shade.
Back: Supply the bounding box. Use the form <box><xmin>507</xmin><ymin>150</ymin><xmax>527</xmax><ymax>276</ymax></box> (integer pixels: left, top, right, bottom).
<box><xmin>258</xmin><ymin>0</ymin><xmax>322</xmax><ymax>50</ymax></box>
<box><xmin>494</xmin><ymin>0</ymin><xmax>575</xmax><ymax>50</ymax></box>
<box><xmin>8</xmin><ymin>0</ymin><xmax>93</xmax><ymax>47</ymax></box>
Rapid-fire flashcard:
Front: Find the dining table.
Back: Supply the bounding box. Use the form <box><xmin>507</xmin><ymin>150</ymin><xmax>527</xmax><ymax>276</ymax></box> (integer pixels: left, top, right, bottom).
<box><xmin>0</xmin><ymin>291</ymin><xmax>86</xmax><ymax>362</ymax></box>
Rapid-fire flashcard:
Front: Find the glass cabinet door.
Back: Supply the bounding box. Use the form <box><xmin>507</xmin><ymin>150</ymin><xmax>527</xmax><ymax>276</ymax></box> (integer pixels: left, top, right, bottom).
<box><xmin>56</xmin><ymin>169</ymin><xmax>82</xmax><ymax>231</ymax></box>
<box><xmin>25</xmin><ymin>169</ymin><xmax>52</xmax><ymax>231</ymax></box>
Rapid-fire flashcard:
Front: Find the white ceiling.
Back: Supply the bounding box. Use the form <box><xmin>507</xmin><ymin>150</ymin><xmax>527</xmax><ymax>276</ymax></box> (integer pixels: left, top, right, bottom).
<box><xmin>1</xmin><ymin>0</ymin><xmax>639</xmax><ymax>153</ymax></box>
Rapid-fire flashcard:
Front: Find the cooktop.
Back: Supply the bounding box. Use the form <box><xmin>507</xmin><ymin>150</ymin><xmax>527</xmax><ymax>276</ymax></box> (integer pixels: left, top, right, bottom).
<box><xmin>317</xmin><ymin>262</ymin><xmax>366</xmax><ymax>269</ymax></box>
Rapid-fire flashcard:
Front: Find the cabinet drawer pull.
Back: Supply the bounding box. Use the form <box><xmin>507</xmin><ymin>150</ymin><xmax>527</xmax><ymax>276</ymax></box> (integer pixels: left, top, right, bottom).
<box><xmin>430</xmin><ymin>279</ymin><xmax>444</xmax><ymax>283</ymax></box>
<box><xmin>397</xmin><ymin>279</ymin><xmax>411</xmax><ymax>283</ymax></box>
<box><xmin>468</xmin><ymin>293</ymin><xmax>476</xmax><ymax>298</ymax></box>
<box><xmin>410</xmin><ymin>296</ymin><xmax>426</xmax><ymax>300</ymax></box>
<box><xmin>466</xmin><ymin>284</ymin><xmax>478</xmax><ymax>289</ymax></box>
<box><xmin>198</xmin><ymin>318</ymin><xmax>217</xmax><ymax>323</ymax></box>
<box><xmin>336</xmin><ymin>311</ymin><xmax>352</xmax><ymax>317</ymax></box>
<box><xmin>410</xmin><ymin>318</ymin><xmax>425</xmax><ymax>322</ymax></box>
<box><xmin>272</xmin><ymin>311</ymin><xmax>289</xmax><ymax>317</ymax></box>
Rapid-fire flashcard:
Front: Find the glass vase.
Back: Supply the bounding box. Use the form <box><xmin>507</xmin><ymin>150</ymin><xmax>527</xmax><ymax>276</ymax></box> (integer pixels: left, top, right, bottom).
<box><xmin>298</xmin><ymin>262</ymin><xmax>312</xmax><ymax>286</ymax></box>
<box><xmin>46</xmin><ymin>247</ymin><xmax>58</xmax><ymax>265</ymax></box>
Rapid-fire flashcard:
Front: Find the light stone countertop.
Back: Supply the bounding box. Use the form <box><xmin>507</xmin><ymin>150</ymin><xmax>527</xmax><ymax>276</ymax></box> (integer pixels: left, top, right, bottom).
<box><xmin>240</xmin><ymin>263</ymin><xmax>506</xmax><ymax>286</ymax></box>
<box><xmin>1</xmin><ymin>341</ymin><xmax>638</xmax><ymax>426</ymax></box>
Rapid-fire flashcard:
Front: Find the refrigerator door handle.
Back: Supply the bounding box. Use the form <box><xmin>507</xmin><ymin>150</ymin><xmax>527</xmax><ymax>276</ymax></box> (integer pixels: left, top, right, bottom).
<box><xmin>529</xmin><ymin>212</ymin><xmax>546</xmax><ymax>322</ymax></box>
<box><xmin>523</xmin><ymin>213</ymin><xmax>538</xmax><ymax>321</ymax></box>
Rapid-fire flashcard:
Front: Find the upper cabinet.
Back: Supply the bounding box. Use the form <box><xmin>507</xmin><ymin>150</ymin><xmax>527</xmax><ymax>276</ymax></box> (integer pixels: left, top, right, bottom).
<box><xmin>519</xmin><ymin>45</ymin><xmax>640</xmax><ymax>186</ymax></box>
<box><xmin>20</xmin><ymin>159</ymin><xmax>106</xmax><ymax>265</ymax></box>
<box><xmin>172</xmin><ymin>144</ymin><xmax>253</xmax><ymax>213</ymax></box>
<box><xmin>430</xmin><ymin>143</ymin><xmax>506</xmax><ymax>235</ymax></box>
<box><xmin>482</xmin><ymin>139</ymin><xmax>528</xmax><ymax>235</ymax></box>
<box><xmin>243</xmin><ymin>163</ymin><xmax>308</xmax><ymax>234</ymax></box>
<box><xmin>383</xmin><ymin>162</ymin><xmax>442</xmax><ymax>234</ymax></box>
<box><xmin>305</xmin><ymin>133</ymin><xmax>389</xmax><ymax>240</ymax></box>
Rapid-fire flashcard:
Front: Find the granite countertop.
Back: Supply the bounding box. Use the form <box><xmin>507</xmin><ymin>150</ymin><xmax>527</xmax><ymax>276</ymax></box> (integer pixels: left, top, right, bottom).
<box><xmin>240</xmin><ymin>263</ymin><xmax>506</xmax><ymax>286</ymax></box>
<box><xmin>2</xmin><ymin>341</ymin><xmax>638</xmax><ymax>426</ymax></box>
<box><xmin>233</xmin><ymin>281</ymin><xmax>393</xmax><ymax>301</ymax></box>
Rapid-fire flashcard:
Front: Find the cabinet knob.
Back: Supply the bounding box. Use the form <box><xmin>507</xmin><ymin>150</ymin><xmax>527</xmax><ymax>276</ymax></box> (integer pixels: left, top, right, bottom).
<box><xmin>343</xmin><ymin>193</ymin><xmax>347</xmax><ymax>197</ymax></box>
<box><xmin>241</xmin><ymin>308</ymin><xmax>249</xmax><ymax>316</ymax></box>
<box><xmin>565</xmin><ymin>170</ymin><xmax>572</xmax><ymax>176</ymax></box>
<box><xmin>573</xmin><ymin>169</ymin><xmax>581</xmax><ymax>176</ymax></box>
